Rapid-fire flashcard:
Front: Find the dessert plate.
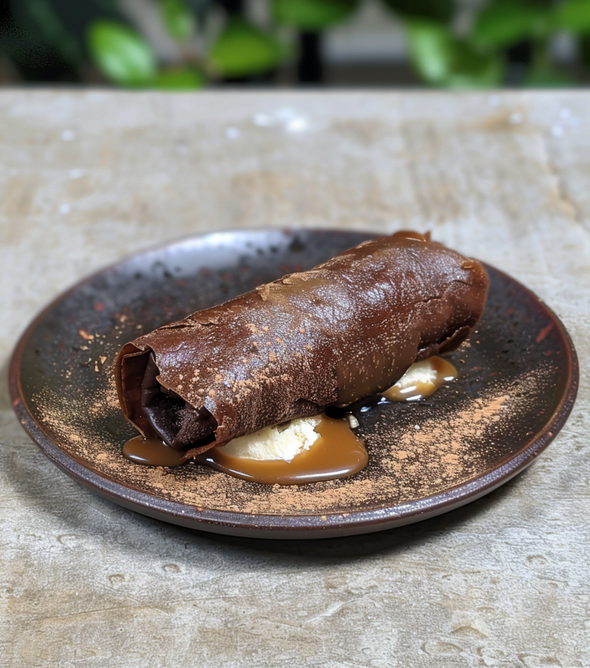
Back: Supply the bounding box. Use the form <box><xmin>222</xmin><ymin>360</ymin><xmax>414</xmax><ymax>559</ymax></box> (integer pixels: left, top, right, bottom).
<box><xmin>9</xmin><ymin>229</ymin><xmax>578</xmax><ymax>539</ymax></box>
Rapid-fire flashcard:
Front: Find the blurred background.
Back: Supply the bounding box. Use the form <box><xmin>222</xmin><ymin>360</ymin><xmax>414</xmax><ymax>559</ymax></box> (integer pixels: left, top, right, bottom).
<box><xmin>1</xmin><ymin>0</ymin><xmax>590</xmax><ymax>89</ymax></box>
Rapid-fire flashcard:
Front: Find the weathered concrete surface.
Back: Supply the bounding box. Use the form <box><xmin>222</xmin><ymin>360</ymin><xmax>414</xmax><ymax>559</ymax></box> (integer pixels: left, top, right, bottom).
<box><xmin>1</xmin><ymin>91</ymin><xmax>589</xmax><ymax>667</ymax></box>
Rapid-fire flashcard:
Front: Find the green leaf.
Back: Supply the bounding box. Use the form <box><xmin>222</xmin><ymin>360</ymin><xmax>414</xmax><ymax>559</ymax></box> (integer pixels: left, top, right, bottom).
<box><xmin>271</xmin><ymin>0</ymin><xmax>360</xmax><ymax>30</ymax></box>
<box><xmin>406</xmin><ymin>20</ymin><xmax>503</xmax><ymax>88</ymax></box>
<box><xmin>381</xmin><ymin>0</ymin><xmax>454</xmax><ymax>23</ymax></box>
<box><xmin>445</xmin><ymin>45</ymin><xmax>503</xmax><ymax>89</ymax></box>
<box><xmin>209</xmin><ymin>18</ymin><xmax>283</xmax><ymax>78</ymax></box>
<box><xmin>152</xmin><ymin>66</ymin><xmax>205</xmax><ymax>89</ymax></box>
<box><xmin>406</xmin><ymin>21</ymin><xmax>452</xmax><ymax>83</ymax></box>
<box><xmin>161</xmin><ymin>0</ymin><xmax>195</xmax><ymax>41</ymax></box>
<box><xmin>473</xmin><ymin>0</ymin><xmax>548</xmax><ymax>48</ymax></box>
<box><xmin>88</xmin><ymin>20</ymin><xmax>156</xmax><ymax>86</ymax></box>
<box><xmin>556</xmin><ymin>0</ymin><xmax>590</xmax><ymax>33</ymax></box>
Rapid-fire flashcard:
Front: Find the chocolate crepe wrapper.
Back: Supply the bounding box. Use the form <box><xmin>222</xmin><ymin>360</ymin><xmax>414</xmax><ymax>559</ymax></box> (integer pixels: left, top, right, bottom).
<box><xmin>115</xmin><ymin>233</ymin><xmax>489</xmax><ymax>460</ymax></box>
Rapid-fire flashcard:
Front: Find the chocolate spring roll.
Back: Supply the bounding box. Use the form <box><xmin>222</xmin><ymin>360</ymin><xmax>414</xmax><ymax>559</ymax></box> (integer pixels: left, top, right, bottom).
<box><xmin>115</xmin><ymin>232</ymin><xmax>489</xmax><ymax>460</ymax></box>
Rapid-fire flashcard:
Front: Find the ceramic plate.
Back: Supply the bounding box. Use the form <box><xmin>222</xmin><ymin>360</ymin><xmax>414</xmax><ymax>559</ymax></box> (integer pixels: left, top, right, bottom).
<box><xmin>9</xmin><ymin>229</ymin><xmax>578</xmax><ymax>539</ymax></box>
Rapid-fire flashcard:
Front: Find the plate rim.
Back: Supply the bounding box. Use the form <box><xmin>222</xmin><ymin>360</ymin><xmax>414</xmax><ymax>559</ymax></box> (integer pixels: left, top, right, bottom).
<box><xmin>9</xmin><ymin>228</ymin><xmax>579</xmax><ymax>539</ymax></box>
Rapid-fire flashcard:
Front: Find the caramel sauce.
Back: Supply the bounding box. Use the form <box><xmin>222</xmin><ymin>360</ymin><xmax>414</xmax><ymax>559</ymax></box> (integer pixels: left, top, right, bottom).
<box><xmin>199</xmin><ymin>415</ymin><xmax>367</xmax><ymax>485</ymax></box>
<box><xmin>123</xmin><ymin>357</ymin><xmax>457</xmax><ymax>484</ymax></box>
<box><xmin>382</xmin><ymin>356</ymin><xmax>458</xmax><ymax>402</ymax></box>
<box><xmin>123</xmin><ymin>435</ymin><xmax>187</xmax><ymax>467</ymax></box>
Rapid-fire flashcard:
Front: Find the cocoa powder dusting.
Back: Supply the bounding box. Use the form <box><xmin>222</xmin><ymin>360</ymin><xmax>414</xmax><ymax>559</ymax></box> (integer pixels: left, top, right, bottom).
<box><xmin>32</xmin><ymin>362</ymin><xmax>554</xmax><ymax>516</ymax></box>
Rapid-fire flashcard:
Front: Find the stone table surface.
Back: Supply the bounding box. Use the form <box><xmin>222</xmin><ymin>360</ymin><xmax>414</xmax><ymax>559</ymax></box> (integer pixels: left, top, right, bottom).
<box><xmin>1</xmin><ymin>90</ymin><xmax>589</xmax><ymax>667</ymax></box>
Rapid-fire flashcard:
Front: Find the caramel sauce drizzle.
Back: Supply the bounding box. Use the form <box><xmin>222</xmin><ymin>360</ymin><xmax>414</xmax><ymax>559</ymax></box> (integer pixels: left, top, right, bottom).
<box><xmin>123</xmin><ymin>435</ymin><xmax>187</xmax><ymax>467</ymax></box>
<box><xmin>123</xmin><ymin>356</ymin><xmax>458</xmax><ymax>485</ymax></box>
<box><xmin>200</xmin><ymin>415</ymin><xmax>367</xmax><ymax>485</ymax></box>
<box><xmin>382</xmin><ymin>357</ymin><xmax>458</xmax><ymax>402</ymax></box>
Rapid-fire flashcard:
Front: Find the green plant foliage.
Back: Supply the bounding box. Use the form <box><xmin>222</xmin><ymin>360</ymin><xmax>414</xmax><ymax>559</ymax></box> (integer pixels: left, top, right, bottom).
<box><xmin>4</xmin><ymin>0</ymin><xmax>590</xmax><ymax>89</ymax></box>
<box><xmin>406</xmin><ymin>21</ymin><xmax>450</xmax><ymax>83</ymax></box>
<box><xmin>88</xmin><ymin>21</ymin><xmax>157</xmax><ymax>86</ymax></box>
<box><xmin>184</xmin><ymin>0</ymin><xmax>211</xmax><ymax>29</ymax></box>
<box><xmin>161</xmin><ymin>0</ymin><xmax>195</xmax><ymax>42</ymax></box>
<box><xmin>21</xmin><ymin>0</ymin><xmax>83</xmax><ymax>64</ymax></box>
<box><xmin>209</xmin><ymin>17</ymin><xmax>283</xmax><ymax>77</ymax></box>
<box><xmin>152</xmin><ymin>66</ymin><xmax>205</xmax><ymax>89</ymax></box>
<box><xmin>445</xmin><ymin>46</ymin><xmax>503</xmax><ymax>88</ymax></box>
<box><xmin>523</xmin><ymin>66</ymin><xmax>575</xmax><ymax>87</ymax></box>
<box><xmin>406</xmin><ymin>20</ymin><xmax>503</xmax><ymax>88</ymax></box>
<box><xmin>381</xmin><ymin>0</ymin><xmax>454</xmax><ymax>23</ymax></box>
<box><xmin>272</xmin><ymin>0</ymin><xmax>360</xmax><ymax>30</ymax></box>
<box><xmin>580</xmin><ymin>33</ymin><xmax>590</xmax><ymax>67</ymax></box>
<box><xmin>473</xmin><ymin>0</ymin><xmax>548</xmax><ymax>48</ymax></box>
<box><xmin>556</xmin><ymin>0</ymin><xmax>590</xmax><ymax>33</ymax></box>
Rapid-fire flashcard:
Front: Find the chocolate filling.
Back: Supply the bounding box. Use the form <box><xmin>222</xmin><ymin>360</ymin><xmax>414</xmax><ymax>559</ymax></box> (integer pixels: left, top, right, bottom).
<box><xmin>140</xmin><ymin>353</ymin><xmax>218</xmax><ymax>446</ymax></box>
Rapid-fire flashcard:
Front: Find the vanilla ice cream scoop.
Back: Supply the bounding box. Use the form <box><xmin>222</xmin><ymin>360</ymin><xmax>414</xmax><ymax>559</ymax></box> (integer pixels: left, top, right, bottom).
<box><xmin>216</xmin><ymin>416</ymin><xmax>321</xmax><ymax>462</ymax></box>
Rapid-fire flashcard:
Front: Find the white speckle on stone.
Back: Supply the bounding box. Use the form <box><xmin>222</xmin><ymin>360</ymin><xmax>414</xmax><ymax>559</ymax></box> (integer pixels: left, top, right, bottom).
<box><xmin>252</xmin><ymin>108</ymin><xmax>311</xmax><ymax>134</ymax></box>
<box><xmin>61</xmin><ymin>130</ymin><xmax>75</xmax><ymax>141</ymax></box>
<box><xmin>59</xmin><ymin>203</ymin><xmax>71</xmax><ymax>214</ymax></box>
<box><xmin>551</xmin><ymin>125</ymin><xmax>564</xmax><ymax>137</ymax></box>
<box><xmin>69</xmin><ymin>168</ymin><xmax>83</xmax><ymax>179</ymax></box>
<box><xmin>509</xmin><ymin>113</ymin><xmax>524</xmax><ymax>125</ymax></box>
<box><xmin>285</xmin><ymin>117</ymin><xmax>309</xmax><ymax>134</ymax></box>
<box><xmin>225</xmin><ymin>127</ymin><xmax>240</xmax><ymax>139</ymax></box>
<box><xmin>253</xmin><ymin>113</ymin><xmax>272</xmax><ymax>126</ymax></box>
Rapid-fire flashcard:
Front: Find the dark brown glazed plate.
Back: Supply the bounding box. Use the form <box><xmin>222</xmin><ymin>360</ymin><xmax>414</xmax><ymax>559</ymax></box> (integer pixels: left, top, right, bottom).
<box><xmin>9</xmin><ymin>229</ymin><xmax>578</xmax><ymax>539</ymax></box>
